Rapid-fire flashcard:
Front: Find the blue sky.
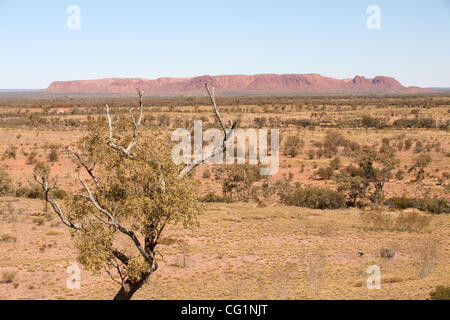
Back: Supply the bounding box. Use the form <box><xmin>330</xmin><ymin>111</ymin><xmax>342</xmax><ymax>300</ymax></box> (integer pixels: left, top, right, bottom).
<box><xmin>0</xmin><ymin>0</ymin><xmax>449</xmax><ymax>88</ymax></box>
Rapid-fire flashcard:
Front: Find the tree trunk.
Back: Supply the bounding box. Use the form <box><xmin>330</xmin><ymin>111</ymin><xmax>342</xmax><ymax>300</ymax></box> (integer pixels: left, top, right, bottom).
<box><xmin>114</xmin><ymin>273</ymin><xmax>150</xmax><ymax>300</ymax></box>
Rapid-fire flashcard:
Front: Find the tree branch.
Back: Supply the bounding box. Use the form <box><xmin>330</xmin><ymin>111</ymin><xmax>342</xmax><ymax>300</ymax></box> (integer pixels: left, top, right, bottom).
<box><xmin>178</xmin><ymin>84</ymin><xmax>237</xmax><ymax>178</ymax></box>
<box><xmin>78</xmin><ymin>173</ymin><xmax>152</xmax><ymax>262</ymax></box>
<box><xmin>33</xmin><ymin>173</ymin><xmax>83</xmax><ymax>230</ymax></box>
<box><xmin>105</xmin><ymin>88</ymin><xmax>144</xmax><ymax>156</ymax></box>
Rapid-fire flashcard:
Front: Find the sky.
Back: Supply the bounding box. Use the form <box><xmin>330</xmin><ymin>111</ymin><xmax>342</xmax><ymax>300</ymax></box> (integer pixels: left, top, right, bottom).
<box><xmin>0</xmin><ymin>0</ymin><xmax>449</xmax><ymax>89</ymax></box>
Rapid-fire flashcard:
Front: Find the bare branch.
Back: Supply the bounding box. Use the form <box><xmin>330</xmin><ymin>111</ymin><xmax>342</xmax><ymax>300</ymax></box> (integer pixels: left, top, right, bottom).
<box><xmin>33</xmin><ymin>172</ymin><xmax>83</xmax><ymax>230</ymax></box>
<box><xmin>69</xmin><ymin>150</ymin><xmax>101</xmax><ymax>190</ymax></box>
<box><xmin>105</xmin><ymin>88</ymin><xmax>144</xmax><ymax>156</ymax></box>
<box><xmin>178</xmin><ymin>84</ymin><xmax>237</xmax><ymax>178</ymax></box>
<box><xmin>205</xmin><ymin>84</ymin><xmax>226</xmax><ymax>136</ymax></box>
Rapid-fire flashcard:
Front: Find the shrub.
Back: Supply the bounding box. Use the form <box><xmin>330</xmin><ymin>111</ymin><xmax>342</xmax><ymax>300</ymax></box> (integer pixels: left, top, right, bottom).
<box><xmin>360</xmin><ymin>211</ymin><xmax>394</xmax><ymax>230</ymax></box>
<box><xmin>0</xmin><ymin>234</ymin><xmax>17</xmax><ymax>243</ymax></box>
<box><xmin>395</xmin><ymin>211</ymin><xmax>432</xmax><ymax>232</ymax></box>
<box><xmin>430</xmin><ymin>286</ymin><xmax>450</xmax><ymax>300</ymax></box>
<box><xmin>48</xmin><ymin>147</ymin><xmax>59</xmax><ymax>162</ymax></box>
<box><xmin>329</xmin><ymin>156</ymin><xmax>341</xmax><ymax>170</ymax></box>
<box><xmin>26</xmin><ymin>151</ymin><xmax>38</xmax><ymax>164</ymax></box>
<box><xmin>315</xmin><ymin>166</ymin><xmax>334</xmax><ymax>180</ymax></box>
<box><xmin>404</xmin><ymin>139</ymin><xmax>412</xmax><ymax>151</ymax></box>
<box><xmin>385</xmin><ymin>197</ymin><xmax>449</xmax><ymax>214</ymax></box>
<box><xmin>50</xmin><ymin>188</ymin><xmax>67</xmax><ymax>199</ymax></box>
<box><xmin>201</xmin><ymin>192</ymin><xmax>233</xmax><ymax>203</ymax></box>
<box><xmin>0</xmin><ymin>271</ymin><xmax>17</xmax><ymax>284</ymax></box>
<box><xmin>361</xmin><ymin>115</ymin><xmax>388</xmax><ymax>129</ymax></box>
<box><xmin>283</xmin><ymin>136</ymin><xmax>304</xmax><ymax>158</ymax></box>
<box><xmin>15</xmin><ymin>184</ymin><xmax>43</xmax><ymax>199</ymax></box>
<box><xmin>4</xmin><ymin>145</ymin><xmax>17</xmax><ymax>159</ymax></box>
<box><xmin>202</xmin><ymin>169</ymin><xmax>211</xmax><ymax>179</ymax></box>
<box><xmin>285</xmin><ymin>186</ymin><xmax>346</xmax><ymax>209</ymax></box>
<box><xmin>0</xmin><ymin>169</ymin><xmax>14</xmax><ymax>196</ymax></box>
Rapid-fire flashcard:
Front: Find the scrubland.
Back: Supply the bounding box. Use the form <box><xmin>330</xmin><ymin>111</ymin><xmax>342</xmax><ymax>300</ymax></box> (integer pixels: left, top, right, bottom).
<box><xmin>0</xmin><ymin>93</ymin><xmax>449</xmax><ymax>299</ymax></box>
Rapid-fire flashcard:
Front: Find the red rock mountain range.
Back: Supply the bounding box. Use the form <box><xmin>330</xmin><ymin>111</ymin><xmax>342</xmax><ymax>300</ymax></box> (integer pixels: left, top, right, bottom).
<box><xmin>46</xmin><ymin>74</ymin><xmax>434</xmax><ymax>95</ymax></box>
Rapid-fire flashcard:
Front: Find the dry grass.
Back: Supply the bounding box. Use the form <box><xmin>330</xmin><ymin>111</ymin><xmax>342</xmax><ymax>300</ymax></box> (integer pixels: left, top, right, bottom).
<box><xmin>0</xmin><ymin>198</ymin><xmax>449</xmax><ymax>300</ymax></box>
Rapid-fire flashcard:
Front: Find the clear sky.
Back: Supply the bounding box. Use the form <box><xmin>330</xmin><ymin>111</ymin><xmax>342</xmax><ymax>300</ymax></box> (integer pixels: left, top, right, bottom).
<box><xmin>0</xmin><ymin>0</ymin><xmax>449</xmax><ymax>89</ymax></box>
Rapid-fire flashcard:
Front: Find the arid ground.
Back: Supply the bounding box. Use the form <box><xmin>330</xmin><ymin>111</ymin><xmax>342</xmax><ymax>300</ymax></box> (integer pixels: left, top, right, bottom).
<box><xmin>0</xmin><ymin>93</ymin><xmax>449</xmax><ymax>299</ymax></box>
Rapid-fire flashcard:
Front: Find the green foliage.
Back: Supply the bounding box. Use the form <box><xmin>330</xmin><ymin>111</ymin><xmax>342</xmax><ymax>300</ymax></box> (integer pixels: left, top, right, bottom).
<box><xmin>361</xmin><ymin>115</ymin><xmax>388</xmax><ymax>129</ymax></box>
<box><xmin>315</xmin><ymin>166</ymin><xmax>334</xmax><ymax>180</ymax></box>
<box><xmin>15</xmin><ymin>184</ymin><xmax>43</xmax><ymax>199</ymax></box>
<box><xmin>355</xmin><ymin>145</ymin><xmax>398</xmax><ymax>203</ymax></box>
<box><xmin>408</xmin><ymin>153</ymin><xmax>432</xmax><ymax>183</ymax></box>
<box><xmin>283</xmin><ymin>135</ymin><xmax>304</xmax><ymax>158</ymax></box>
<box><xmin>74</xmin><ymin>222</ymin><xmax>115</xmax><ymax>272</ymax></box>
<box><xmin>201</xmin><ymin>192</ymin><xmax>233</xmax><ymax>203</ymax></box>
<box><xmin>335</xmin><ymin>173</ymin><xmax>368</xmax><ymax>207</ymax></box>
<box><xmin>213</xmin><ymin>164</ymin><xmax>262</xmax><ymax>201</ymax></box>
<box><xmin>386</xmin><ymin>197</ymin><xmax>449</xmax><ymax>214</ymax></box>
<box><xmin>284</xmin><ymin>186</ymin><xmax>346</xmax><ymax>209</ymax></box>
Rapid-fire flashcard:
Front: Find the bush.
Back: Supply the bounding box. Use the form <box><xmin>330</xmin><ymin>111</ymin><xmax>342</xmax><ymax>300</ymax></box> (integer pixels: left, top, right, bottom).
<box><xmin>386</xmin><ymin>197</ymin><xmax>449</xmax><ymax>214</ymax></box>
<box><xmin>361</xmin><ymin>115</ymin><xmax>388</xmax><ymax>129</ymax></box>
<box><xmin>48</xmin><ymin>147</ymin><xmax>59</xmax><ymax>162</ymax></box>
<box><xmin>202</xmin><ymin>192</ymin><xmax>233</xmax><ymax>203</ymax></box>
<box><xmin>395</xmin><ymin>211</ymin><xmax>432</xmax><ymax>232</ymax></box>
<box><xmin>315</xmin><ymin>166</ymin><xmax>334</xmax><ymax>180</ymax></box>
<box><xmin>361</xmin><ymin>209</ymin><xmax>432</xmax><ymax>232</ymax></box>
<box><xmin>0</xmin><ymin>169</ymin><xmax>14</xmax><ymax>196</ymax></box>
<box><xmin>202</xmin><ymin>169</ymin><xmax>211</xmax><ymax>179</ymax></box>
<box><xmin>0</xmin><ymin>234</ymin><xmax>17</xmax><ymax>243</ymax></box>
<box><xmin>15</xmin><ymin>184</ymin><xmax>43</xmax><ymax>199</ymax></box>
<box><xmin>285</xmin><ymin>186</ymin><xmax>346</xmax><ymax>209</ymax></box>
<box><xmin>0</xmin><ymin>271</ymin><xmax>17</xmax><ymax>284</ymax></box>
<box><xmin>430</xmin><ymin>286</ymin><xmax>450</xmax><ymax>300</ymax></box>
<box><xmin>283</xmin><ymin>136</ymin><xmax>304</xmax><ymax>158</ymax></box>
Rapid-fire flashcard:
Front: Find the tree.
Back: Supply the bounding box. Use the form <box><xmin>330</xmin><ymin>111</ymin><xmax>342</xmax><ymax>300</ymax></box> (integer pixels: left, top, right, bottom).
<box><xmin>213</xmin><ymin>164</ymin><xmax>261</xmax><ymax>201</ymax></box>
<box><xmin>283</xmin><ymin>135</ymin><xmax>304</xmax><ymax>158</ymax></box>
<box><xmin>33</xmin><ymin>85</ymin><xmax>236</xmax><ymax>300</ymax></box>
<box><xmin>335</xmin><ymin>174</ymin><xmax>368</xmax><ymax>207</ymax></box>
<box><xmin>356</xmin><ymin>145</ymin><xmax>398</xmax><ymax>203</ymax></box>
<box><xmin>409</xmin><ymin>153</ymin><xmax>432</xmax><ymax>184</ymax></box>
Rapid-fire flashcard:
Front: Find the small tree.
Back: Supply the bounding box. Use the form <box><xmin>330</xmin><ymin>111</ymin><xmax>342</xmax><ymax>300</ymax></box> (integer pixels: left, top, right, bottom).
<box><xmin>48</xmin><ymin>146</ymin><xmax>59</xmax><ymax>162</ymax></box>
<box><xmin>409</xmin><ymin>153</ymin><xmax>432</xmax><ymax>184</ymax></box>
<box><xmin>33</xmin><ymin>85</ymin><xmax>236</xmax><ymax>300</ymax></box>
<box><xmin>354</xmin><ymin>145</ymin><xmax>398</xmax><ymax>203</ymax></box>
<box><xmin>283</xmin><ymin>135</ymin><xmax>304</xmax><ymax>158</ymax></box>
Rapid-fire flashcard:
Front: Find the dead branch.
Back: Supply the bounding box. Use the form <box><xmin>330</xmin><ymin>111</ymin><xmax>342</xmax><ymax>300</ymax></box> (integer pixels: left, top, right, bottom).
<box><xmin>178</xmin><ymin>84</ymin><xmax>237</xmax><ymax>178</ymax></box>
<box><xmin>106</xmin><ymin>88</ymin><xmax>144</xmax><ymax>156</ymax></box>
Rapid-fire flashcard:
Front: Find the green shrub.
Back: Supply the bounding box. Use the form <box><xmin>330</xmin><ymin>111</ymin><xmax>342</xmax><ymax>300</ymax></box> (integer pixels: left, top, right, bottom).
<box><xmin>202</xmin><ymin>192</ymin><xmax>233</xmax><ymax>203</ymax></box>
<box><xmin>15</xmin><ymin>184</ymin><xmax>43</xmax><ymax>199</ymax></box>
<box><xmin>386</xmin><ymin>197</ymin><xmax>449</xmax><ymax>214</ymax></box>
<box><xmin>50</xmin><ymin>188</ymin><xmax>67</xmax><ymax>199</ymax></box>
<box><xmin>285</xmin><ymin>186</ymin><xmax>346</xmax><ymax>209</ymax></box>
<box><xmin>430</xmin><ymin>286</ymin><xmax>450</xmax><ymax>300</ymax></box>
